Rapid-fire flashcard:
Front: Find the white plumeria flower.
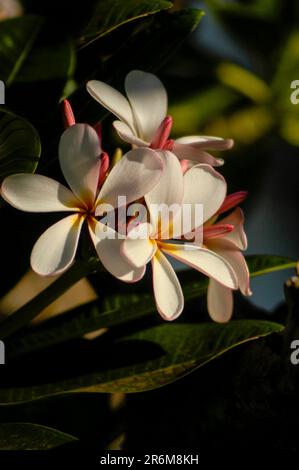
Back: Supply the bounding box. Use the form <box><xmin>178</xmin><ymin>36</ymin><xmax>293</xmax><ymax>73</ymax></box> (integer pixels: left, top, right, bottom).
<box><xmin>203</xmin><ymin>193</ymin><xmax>252</xmax><ymax>323</ymax></box>
<box><xmin>86</xmin><ymin>70</ymin><xmax>234</xmax><ymax>167</ymax></box>
<box><xmin>121</xmin><ymin>158</ymin><xmax>238</xmax><ymax>321</ymax></box>
<box><xmin>1</xmin><ymin>123</ymin><xmax>163</xmax><ymax>280</ymax></box>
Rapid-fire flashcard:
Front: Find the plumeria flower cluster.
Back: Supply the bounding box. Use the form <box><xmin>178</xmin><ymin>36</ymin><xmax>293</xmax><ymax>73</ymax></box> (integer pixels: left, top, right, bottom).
<box><xmin>1</xmin><ymin>70</ymin><xmax>251</xmax><ymax>322</ymax></box>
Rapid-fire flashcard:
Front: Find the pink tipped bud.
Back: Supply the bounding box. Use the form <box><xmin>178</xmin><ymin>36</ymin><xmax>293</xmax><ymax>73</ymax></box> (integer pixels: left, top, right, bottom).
<box><xmin>94</xmin><ymin>122</ymin><xmax>102</xmax><ymax>144</ymax></box>
<box><xmin>62</xmin><ymin>99</ymin><xmax>75</xmax><ymax>128</ymax></box>
<box><xmin>150</xmin><ymin>115</ymin><xmax>173</xmax><ymax>149</ymax></box>
<box><xmin>203</xmin><ymin>224</ymin><xmax>234</xmax><ymax>240</ymax></box>
<box><xmin>98</xmin><ymin>152</ymin><xmax>110</xmax><ymax>187</ymax></box>
<box><xmin>218</xmin><ymin>191</ymin><xmax>248</xmax><ymax>214</ymax></box>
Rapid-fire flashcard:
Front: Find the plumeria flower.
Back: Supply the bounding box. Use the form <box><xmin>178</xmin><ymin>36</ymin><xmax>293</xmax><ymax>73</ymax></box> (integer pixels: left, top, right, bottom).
<box><xmin>200</xmin><ymin>191</ymin><xmax>252</xmax><ymax>322</ymax></box>
<box><xmin>121</xmin><ymin>157</ymin><xmax>239</xmax><ymax>321</ymax></box>
<box><xmin>1</xmin><ymin>122</ymin><xmax>163</xmax><ymax>280</ymax></box>
<box><xmin>86</xmin><ymin>70</ymin><xmax>234</xmax><ymax>167</ymax></box>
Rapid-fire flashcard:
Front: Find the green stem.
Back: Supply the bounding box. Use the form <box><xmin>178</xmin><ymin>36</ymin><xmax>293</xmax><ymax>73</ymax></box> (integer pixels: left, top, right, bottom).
<box><xmin>0</xmin><ymin>261</ymin><xmax>92</xmax><ymax>340</ymax></box>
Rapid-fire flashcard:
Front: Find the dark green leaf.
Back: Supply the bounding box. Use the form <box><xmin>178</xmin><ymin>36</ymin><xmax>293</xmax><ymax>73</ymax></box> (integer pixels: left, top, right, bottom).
<box><xmin>0</xmin><ymin>422</ymin><xmax>77</xmax><ymax>449</ymax></box>
<box><xmin>0</xmin><ymin>15</ymin><xmax>44</xmax><ymax>85</ymax></box>
<box><xmin>246</xmin><ymin>254</ymin><xmax>296</xmax><ymax>277</ymax></box>
<box><xmin>0</xmin><ymin>320</ymin><xmax>283</xmax><ymax>403</ymax></box>
<box><xmin>15</xmin><ymin>39</ymin><xmax>76</xmax><ymax>83</ymax></box>
<box><xmin>6</xmin><ymin>269</ymin><xmax>206</xmax><ymax>359</ymax></box>
<box><xmin>79</xmin><ymin>0</ymin><xmax>172</xmax><ymax>47</ymax></box>
<box><xmin>72</xmin><ymin>8</ymin><xmax>204</xmax><ymax>124</ymax></box>
<box><xmin>6</xmin><ymin>255</ymin><xmax>294</xmax><ymax>359</ymax></box>
<box><xmin>0</xmin><ymin>109</ymin><xmax>41</xmax><ymax>183</ymax></box>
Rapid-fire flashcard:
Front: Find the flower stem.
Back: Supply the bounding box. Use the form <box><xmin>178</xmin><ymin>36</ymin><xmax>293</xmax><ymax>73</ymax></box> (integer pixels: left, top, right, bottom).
<box><xmin>0</xmin><ymin>261</ymin><xmax>92</xmax><ymax>340</ymax></box>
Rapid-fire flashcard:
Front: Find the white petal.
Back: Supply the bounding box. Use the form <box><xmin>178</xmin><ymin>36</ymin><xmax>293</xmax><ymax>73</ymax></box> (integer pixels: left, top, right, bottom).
<box><xmin>96</xmin><ymin>148</ymin><xmax>163</xmax><ymax>211</ymax></box>
<box><xmin>175</xmin><ymin>135</ymin><xmax>234</xmax><ymax>150</ymax></box>
<box><xmin>208</xmin><ymin>238</ymin><xmax>251</xmax><ymax>296</ymax></box>
<box><xmin>59</xmin><ymin>123</ymin><xmax>102</xmax><ymax>207</ymax></box>
<box><xmin>31</xmin><ymin>214</ymin><xmax>84</xmax><ymax>276</ymax></box>
<box><xmin>113</xmin><ymin>121</ymin><xmax>149</xmax><ymax>147</ymax></box>
<box><xmin>89</xmin><ymin>221</ymin><xmax>145</xmax><ymax>283</ymax></box>
<box><xmin>161</xmin><ymin>243</ymin><xmax>238</xmax><ymax>290</ymax></box>
<box><xmin>151</xmin><ymin>250</ymin><xmax>184</xmax><ymax>321</ymax></box>
<box><xmin>122</xmin><ymin>223</ymin><xmax>156</xmax><ymax>268</ymax></box>
<box><xmin>207</xmin><ymin>279</ymin><xmax>233</xmax><ymax>323</ymax></box>
<box><xmin>172</xmin><ymin>142</ymin><xmax>224</xmax><ymax>166</ymax></box>
<box><xmin>220</xmin><ymin>207</ymin><xmax>248</xmax><ymax>250</ymax></box>
<box><xmin>125</xmin><ymin>70</ymin><xmax>167</xmax><ymax>142</ymax></box>
<box><xmin>1</xmin><ymin>174</ymin><xmax>82</xmax><ymax>212</ymax></box>
<box><xmin>87</xmin><ymin>80</ymin><xmax>135</xmax><ymax>131</ymax></box>
<box><xmin>183</xmin><ymin>164</ymin><xmax>227</xmax><ymax>225</ymax></box>
<box><xmin>145</xmin><ymin>150</ymin><xmax>183</xmax><ymax>236</ymax></box>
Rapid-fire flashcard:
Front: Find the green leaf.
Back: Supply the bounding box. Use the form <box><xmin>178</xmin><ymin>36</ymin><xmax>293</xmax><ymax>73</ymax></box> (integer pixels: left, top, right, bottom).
<box><xmin>73</xmin><ymin>8</ymin><xmax>204</xmax><ymax>124</ymax></box>
<box><xmin>6</xmin><ymin>270</ymin><xmax>206</xmax><ymax>359</ymax></box>
<box><xmin>15</xmin><ymin>38</ymin><xmax>76</xmax><ymax>83</ymax></box>
<box><xmin>5</xmin><ymin>255</ymin><xmax>294</xmax><ymax>359</ymax></box>
<box><xmin>0</xmin><ymin>15</ymin><xmax>44</xmax><ymax>85</ymax></box>
<box><xmin>0</xmin><ymin>109</ymin><xmax>41</xmax><ymax>183</ymax></box>
<box><xmin>246</xmin><ymin>254</ymin><xmax>296</xmax><ymax>277</ymax></box>
<box><xmin>0</xmin><ymin>423</ymin><xmax>77</xmax><ymax>449</ymax></box>
<box><xmin>79</xmin><ymin>0</ymin><xmax>172</xmax><ymax>47</ymax></box>
<box><xmin>0</xmin><ymin>320</ymin><xmax>283</xmax><ymax>403</ymax></box>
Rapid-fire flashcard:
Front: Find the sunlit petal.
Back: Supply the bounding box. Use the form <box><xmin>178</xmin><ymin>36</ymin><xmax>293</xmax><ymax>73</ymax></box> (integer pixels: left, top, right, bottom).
<box><xmin>1</xmin><ymin>174</ymin><xmax>82</xmax><ymax>212</ymax></box>
<box><xmin>31</xmin><ymin>214</ymin><xmax>85</xmax><ymax>276</ymax></box>
<box><xmin>89</xmin><ymin>221</ymin><xmax>146</xmax><ymax>283</ymax></box>
<box><xmin>125</xmin><ymin>70</ymin><xmax>167</xmax><ymax>142</ymax></box>
<box><xmin>59</xmin><ymin>124</ymin><xmax>102</xmax><ymax>207</ymax></box>
<box><xmin>161</xmin><ymin>243</ymin><xmax>238</xmax><ymax>290</ymax></box>
<box><xmin>151</xmin><ymin>250</ymin><xmax>184</xmax><ymax>321</ymax></box>
<box><xmin>207</xmin><ymin>279</ymin><xmax>233</xmax><ymax>323</ymax></box>
<box><xmin>96</xmin><ymin>148</ymin><xmax>163</xmax><ymax>211</ymax></box>
<box><xmin>87</xmin><ymin>80</ymin><xmax>135</xmax><ymax>131</ymax></box>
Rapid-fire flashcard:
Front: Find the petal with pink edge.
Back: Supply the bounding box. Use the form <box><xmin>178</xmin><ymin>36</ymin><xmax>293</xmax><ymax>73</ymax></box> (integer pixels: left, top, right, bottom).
<box><xmin>113</xmin><ymin>120</ymin><xmax>149</xmax><ymax>147</ymax></box>
<box><xmin>151</xmin><ymin>250</ymin><xmax>184</xmax><ymax>321</ymax></box>
<box><xmin>59</xmin><ymin>124</ymin><xmax>102</xmax><ymax>207</ymax></box>
<box><xmin>125</xmin><ymin>70</ymin><xmax>167</xmax><ymax>142</ymax></box>
<box><xmin>31</xmin><ymin>214</ymin><xmax>85</xmax><ymax>276</ymax></box>
<box><xmin>87</xmin><ymin>80</ymin><xmax>135</xmax><ymax>131</ymax></box>
<box><xmin>175</xmin><ymin>135</ymin><xmax>234</xmax><ymax>150</ymax></box>
<box><xmin>1</xmin><ymin>174</ymin><xmax>82</xmax><ymax>212</ymax></box>
<box><xmin>122</xmin><ymin>223</ymin><xmax>156</xmax><ymax>268</ymax></box>
<box><xmin>207</xmin><ymin>279</ymin><xmax>233</xmax><ymax>323</ymax></box>
<box><xmin>173</xmin><ymin>143</ymin><xmax>224</xmax><ymax>166</ymax></box>
<box><xmin>183</xmin><ymin>164</ymin><xmax>227</xmax><ymax>226</ymax></box>
<box><xmin>89</xmin><ymin>221</ymin><xmax>145</xmax><ymax>283</ymax></box>
<box><xmin>96</xmin><ymin>148</ymin><xmax>163</xmax><ymax>211</ymax></box>
<box><xmin>219</xmin><ymin>207</ymin><xmax>248</xmax><ymax>250</ymax></box>
<box><xmin>207</xmin><ymin>238</ymin><xmax>252</xmax><ymax>296</ymax></box>
<box><xmin>145</xmin><ymin>150</ymin><xmax>183</xmax><ymax>237</ymax></box>
<box><xmin>161</xmin><ymin>243</ymin><xmax>238</xmax><ymax>290</ymax></box>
